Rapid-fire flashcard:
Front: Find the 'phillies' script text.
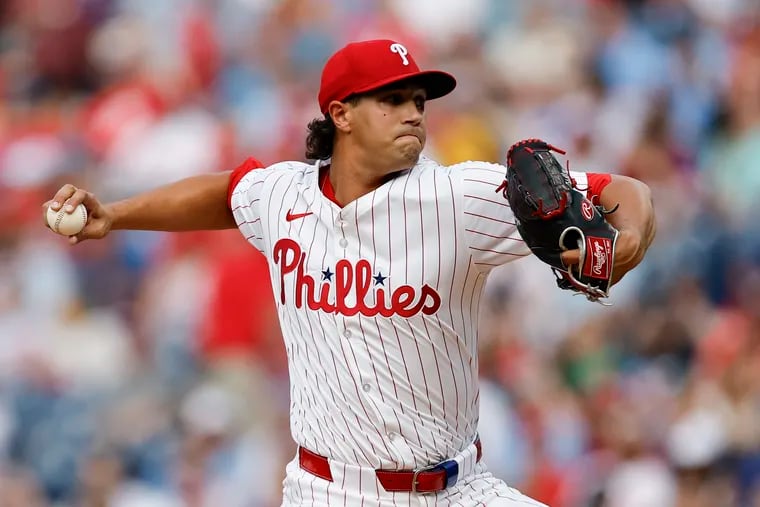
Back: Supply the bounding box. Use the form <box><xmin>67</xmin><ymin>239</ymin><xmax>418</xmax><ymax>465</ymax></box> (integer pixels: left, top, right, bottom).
<box><xmin>273</xmin><ymin>239</ymin><xmax>442</xmax><ymax>318</ymax></box>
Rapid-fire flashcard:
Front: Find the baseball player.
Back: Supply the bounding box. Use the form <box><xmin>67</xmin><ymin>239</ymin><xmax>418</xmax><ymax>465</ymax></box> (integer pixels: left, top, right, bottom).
<box><xmin>45</xmin><ymin>39</ymin><xmax>655</xmax><ymax>506</ymax></box>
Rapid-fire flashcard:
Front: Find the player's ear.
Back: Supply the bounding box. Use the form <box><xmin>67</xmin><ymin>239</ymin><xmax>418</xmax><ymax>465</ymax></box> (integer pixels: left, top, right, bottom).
<box><xmin>328</xmin><ymin>101</ymin><xmax>352</xmax><ymax>133</ymax></box>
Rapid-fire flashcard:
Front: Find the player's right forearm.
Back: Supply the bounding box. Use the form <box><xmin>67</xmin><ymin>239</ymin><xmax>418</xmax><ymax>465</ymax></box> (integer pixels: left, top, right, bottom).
<box><xmin>108</xmin><ymin>172</ymin><xmax>238</xmax><ymax>231</ymax></box>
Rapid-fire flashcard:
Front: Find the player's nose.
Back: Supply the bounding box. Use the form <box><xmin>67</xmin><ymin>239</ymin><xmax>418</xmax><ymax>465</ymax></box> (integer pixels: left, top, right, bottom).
<box><xmin>402</xmin><ymin>103</ymin><xmax>423</xmax><ymax>125</ymax></box>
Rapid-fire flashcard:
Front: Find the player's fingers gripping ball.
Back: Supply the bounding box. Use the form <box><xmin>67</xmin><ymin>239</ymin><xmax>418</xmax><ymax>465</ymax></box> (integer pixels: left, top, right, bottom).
<box><xmin>47</xmin><ymin>203</ymin><xmax>88</xmax><ymax>236</ymax></box>
<box><xmin>499</xmin><ymin>139</ymin><xmax>619</xmax><ymax>303</ymax></box>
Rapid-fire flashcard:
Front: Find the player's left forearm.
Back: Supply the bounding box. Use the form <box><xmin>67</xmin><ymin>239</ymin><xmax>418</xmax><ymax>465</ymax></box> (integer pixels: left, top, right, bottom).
<box><xmin>598</xmin><ymin>174</ymin><xmax>656</xmax><ymax>278</ymax></box>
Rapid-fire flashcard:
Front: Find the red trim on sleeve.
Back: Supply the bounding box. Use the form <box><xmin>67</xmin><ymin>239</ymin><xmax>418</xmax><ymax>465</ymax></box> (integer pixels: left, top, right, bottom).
<box><xmin>227</xmin><ymin>157</ymin><xmax>265</xmax><ymax>208</ymax></box>
<box><xmin>585</xmin><ymin>173</ymin><xmax>612</xmax><ymax>201</ymax></box>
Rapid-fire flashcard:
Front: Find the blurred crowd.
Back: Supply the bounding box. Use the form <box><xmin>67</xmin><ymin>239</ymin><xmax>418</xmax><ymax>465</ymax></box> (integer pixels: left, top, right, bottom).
<box><xmin>1</xmin><ymin>0</ymin><xmax>760</xmax><ymax>505</ymax></box>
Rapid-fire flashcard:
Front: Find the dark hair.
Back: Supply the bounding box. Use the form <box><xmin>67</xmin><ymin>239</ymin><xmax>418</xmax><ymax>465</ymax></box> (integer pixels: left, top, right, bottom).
<box><xmin>305</xmin><ymin>96</ymin><xmax>360</xmax><ymax>160</ymax></box>
<box><xmin>305</xmin><ymin>114</ymin><xmax>336</xmax><ymax>160</ymax></box>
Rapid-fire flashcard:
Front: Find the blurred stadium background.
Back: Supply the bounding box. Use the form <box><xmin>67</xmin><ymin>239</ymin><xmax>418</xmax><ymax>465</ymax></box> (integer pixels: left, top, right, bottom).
<box><xmin>1</xmin><ymin>0</ymin><xmax>760</xmax><ymax>505</ymax></box>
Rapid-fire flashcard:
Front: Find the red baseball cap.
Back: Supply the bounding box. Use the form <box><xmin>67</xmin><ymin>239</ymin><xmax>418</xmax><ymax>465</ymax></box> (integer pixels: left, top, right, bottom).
<box><xmin>318</xmin><ymin>39</ymin><xmax>457</xmax><ymax>114</ymax></box>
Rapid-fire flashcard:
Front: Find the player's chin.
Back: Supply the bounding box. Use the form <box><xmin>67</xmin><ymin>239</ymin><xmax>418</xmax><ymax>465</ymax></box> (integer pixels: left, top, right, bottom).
<box><xmin>397</xmin><ymin>142</ymin><xmax>423</xmax><ymax>166</ymax></box>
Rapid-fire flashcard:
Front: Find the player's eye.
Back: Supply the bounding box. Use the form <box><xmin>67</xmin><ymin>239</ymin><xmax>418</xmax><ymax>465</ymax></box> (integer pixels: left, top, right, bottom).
<box><xmin>380</xmin><ymin>91</ymin><xmax>426</xmax><ymax>112</ymax></box>
<box><xmin>382</xmin><ymin>93</ymin><xmax>405</xmax><ymax>105</ymax></box>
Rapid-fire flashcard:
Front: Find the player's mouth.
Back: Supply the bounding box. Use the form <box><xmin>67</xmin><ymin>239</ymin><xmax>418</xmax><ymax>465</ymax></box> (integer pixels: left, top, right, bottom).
<box><xmin>397</xmin><ymin>131</ymin><xmax>423</xmax><ymax>143</ymax></box>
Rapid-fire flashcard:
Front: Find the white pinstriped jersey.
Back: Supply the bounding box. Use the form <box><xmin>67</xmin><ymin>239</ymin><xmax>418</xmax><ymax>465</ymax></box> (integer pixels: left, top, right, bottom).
<box><xmin>229</xmin><ymin>156</ymin><xmax>594</xmax><ymax>472</ymax></box>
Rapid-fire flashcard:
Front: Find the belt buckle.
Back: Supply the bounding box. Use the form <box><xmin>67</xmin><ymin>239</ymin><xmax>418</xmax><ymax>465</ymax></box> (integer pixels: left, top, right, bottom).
<box><xmin>412</xmin><ymin>459</ymin><xmax>459</xmax><ymax>493</ymax></box>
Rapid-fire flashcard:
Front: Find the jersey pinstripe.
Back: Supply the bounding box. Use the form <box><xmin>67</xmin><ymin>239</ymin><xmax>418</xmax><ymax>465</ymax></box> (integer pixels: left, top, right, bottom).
<box><xmin>229</xmin><ymin>156</ymin><xmax>593</xmax><ymax>475</ymax></box>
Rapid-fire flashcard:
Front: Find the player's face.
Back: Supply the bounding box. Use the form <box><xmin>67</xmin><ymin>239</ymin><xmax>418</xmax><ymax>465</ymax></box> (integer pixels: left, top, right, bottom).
<box><xmin>349</xmin><ymin>84</ymin><xmax>427</xmax><ymax>173</ymax></box>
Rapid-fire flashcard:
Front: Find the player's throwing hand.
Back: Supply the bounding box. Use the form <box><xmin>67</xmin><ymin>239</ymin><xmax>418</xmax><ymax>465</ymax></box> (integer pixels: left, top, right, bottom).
<box><xmin>42</xmin><ymin>184</ymin><xmax>113</xmax><ymax>245</ymax></box>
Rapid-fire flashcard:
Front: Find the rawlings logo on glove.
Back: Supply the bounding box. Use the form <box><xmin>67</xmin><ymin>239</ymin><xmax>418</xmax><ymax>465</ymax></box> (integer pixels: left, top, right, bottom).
<box><xmin>497</xmin><ymin>139</ymin><xmax>619</xmax><ymax>303</ymax></box>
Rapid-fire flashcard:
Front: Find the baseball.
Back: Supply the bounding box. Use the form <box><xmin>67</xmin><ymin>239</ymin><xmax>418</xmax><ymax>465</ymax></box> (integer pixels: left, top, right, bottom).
<box><xmin>47</xmin><ymin>204</ymin><xmax>88</xmax><ymax>236</ymax></box>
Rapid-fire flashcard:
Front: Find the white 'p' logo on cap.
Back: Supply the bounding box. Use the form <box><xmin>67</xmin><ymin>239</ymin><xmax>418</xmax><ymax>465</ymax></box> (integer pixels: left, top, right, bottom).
<box><xmin>390</xmin><ymin>43</ymin><xmax>409</xmax><ymax>66</ymax></box>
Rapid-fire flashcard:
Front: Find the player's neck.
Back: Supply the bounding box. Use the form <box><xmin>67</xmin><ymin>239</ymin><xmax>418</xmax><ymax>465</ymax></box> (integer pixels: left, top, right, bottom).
<box><xmin>328</xmin><ymin>151</ymin><xmax>398</xmax><ymax>206</ymax></box>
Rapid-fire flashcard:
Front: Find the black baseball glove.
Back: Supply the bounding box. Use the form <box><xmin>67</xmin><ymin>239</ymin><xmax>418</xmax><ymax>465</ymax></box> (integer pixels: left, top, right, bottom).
<box><xmin>498</xmin><ymin>139</ymin><xmax>619</xmax><ymax>303</ymax></box>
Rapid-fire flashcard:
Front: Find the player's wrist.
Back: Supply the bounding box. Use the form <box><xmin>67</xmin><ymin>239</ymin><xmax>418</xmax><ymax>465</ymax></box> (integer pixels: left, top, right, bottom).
<box><xmin>101</xmin><ymin>202</ymin><xmax>121</xmax><ymax>231</ymax></box>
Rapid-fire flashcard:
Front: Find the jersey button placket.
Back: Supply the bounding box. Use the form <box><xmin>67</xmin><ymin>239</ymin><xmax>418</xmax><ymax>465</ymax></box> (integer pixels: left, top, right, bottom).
<box><xmin>386</xmin><ymin>430</ymin><xmax>415</xmax><ymax>464</ymax></box>
<box><xmin>336</xmin><ymin>213</ymin><xmax>349</xmax><ymax>249</ymax></box>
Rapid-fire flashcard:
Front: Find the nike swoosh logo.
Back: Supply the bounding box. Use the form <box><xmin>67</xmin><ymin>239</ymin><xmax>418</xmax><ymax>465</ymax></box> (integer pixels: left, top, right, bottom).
<box><xmin>286</xmin><ymin>210</ymin><xmax>313</xmax><ymax>222</ymax></box>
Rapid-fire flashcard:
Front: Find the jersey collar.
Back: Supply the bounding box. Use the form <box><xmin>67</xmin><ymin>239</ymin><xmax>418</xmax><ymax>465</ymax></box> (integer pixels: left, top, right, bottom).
<box><xmin>312</xmin><ymin>158</ymin><xmax>343</xmax><ymax>207</ymax></box>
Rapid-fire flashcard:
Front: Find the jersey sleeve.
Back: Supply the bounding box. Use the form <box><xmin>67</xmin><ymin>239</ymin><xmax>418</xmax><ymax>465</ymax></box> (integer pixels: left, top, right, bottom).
<box><xmin>228</xmin><ymin>157</ymin><xmax>267</xmax><ymax>254</ymax></box>
<box><xmin>456</xmin><ymin>161</ymin><xmax>532</xmax><ymax>271</ymax></box>
<box><xmin>571</xmin><ymin>171</ymin><xmax>612</xmax><ymax>202</ymax></box>
<box><xmin>457</xmin><ymin>164</ymin><xmax>613</xmax><ymax>271</ymax></box>
<box><xmin>228</xmin><ymin>157</ymin><xmax>265</xmax><ymax>208</ymax></box>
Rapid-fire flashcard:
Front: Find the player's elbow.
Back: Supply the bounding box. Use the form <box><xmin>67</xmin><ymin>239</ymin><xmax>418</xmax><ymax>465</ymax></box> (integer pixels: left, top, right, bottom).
<box><xmin>619</xmin><ymin>176</ymin><xmax>657</xmax><ymax>253</ymax></box>
<box><xmin>631</xmin><ymin>176</ymin><xmax>656</xmax><ymax>246</ymax></box>
<box><xmin>606</xmin><ymin>174</ymin><xmax>657</xmax><ymax>254</ymax></box>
